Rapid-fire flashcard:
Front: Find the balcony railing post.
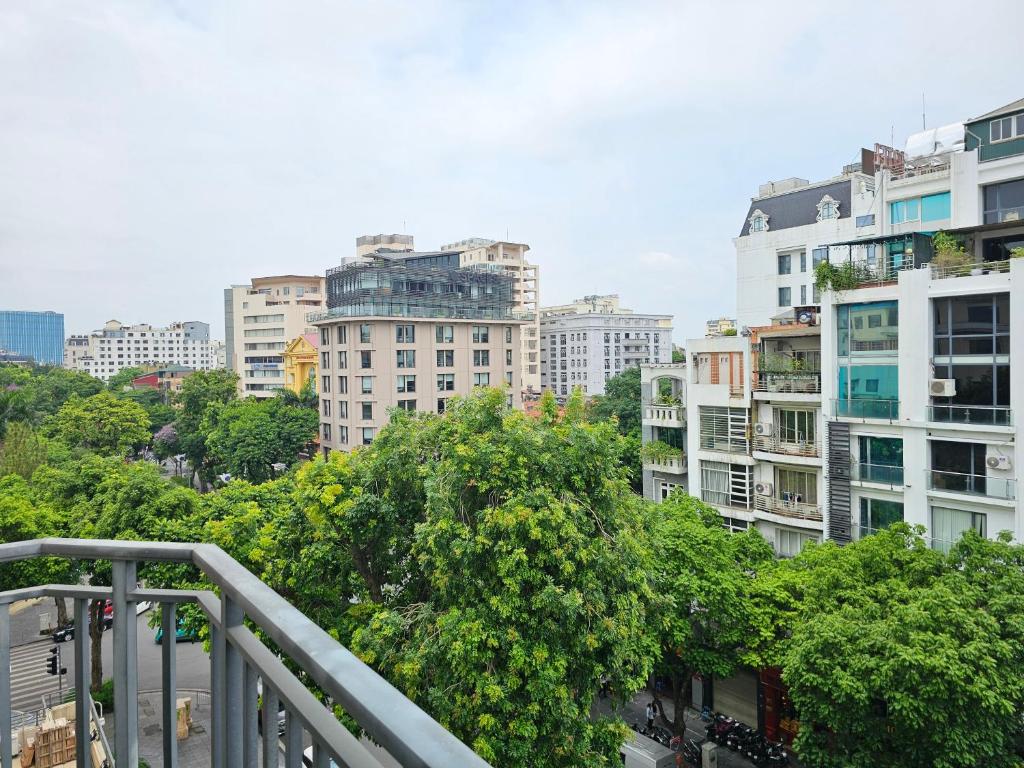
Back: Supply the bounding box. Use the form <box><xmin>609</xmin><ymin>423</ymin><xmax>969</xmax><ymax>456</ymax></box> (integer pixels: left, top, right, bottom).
<box><xmin>211</xmin><ymin>620</ymin><xmax>225</xmax><ymax>768</ymax></box>
<box><xmin>74</xmin><ymin>598</ymin><xmax>91</xmax><ymax>768</ymax></box>
<box><xmin>261</xmin><ymin>688</ymin><xmax>278</xmax><ymax>768</ymax></box>
<box><xmin>162</xmin><ymin>602</ymin><xmax>178</xmax><ymax>768</ymax></box>
<box><xmin>223</xmin><ymin>596</ymin><xmax>244</xmax><ymax>768</ymax></box>
<box><xmin>112</xmin><ymin>559</ymin><xmax>139</xmax><ymax>767</ymax></box>
<box><xmin>0</xmin><ymin>603</ymin><xmax>11</xmax><ymax>768</ymax></box>
<box><xmin>243</xmin><ymin>663</ymin><xmax>258</xmax><ymax>768</ymax></box>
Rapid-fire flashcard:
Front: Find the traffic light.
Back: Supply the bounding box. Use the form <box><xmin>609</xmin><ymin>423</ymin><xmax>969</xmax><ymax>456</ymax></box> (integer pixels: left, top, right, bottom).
<box><xmin>46</xmin><ymin>647</ymin><xmax>58</xmax><ymax>676</ymax></box>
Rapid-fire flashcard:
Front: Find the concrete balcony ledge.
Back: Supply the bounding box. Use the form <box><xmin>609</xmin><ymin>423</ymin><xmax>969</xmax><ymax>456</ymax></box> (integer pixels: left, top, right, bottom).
<box><xmin>643</xmin><ymin>456</ymin><xmax>686</xmax><ymax>474</ymax></box>
<box><xmin>0</xmin><ymin>538</ymin><xmax>488</xmax><ymax>768</ymax></box>
<box><xmin>642</xmin><ymin>405</ymin><xmax>685</xmax><ymax>427</ymax></box>
<box><xmin>754</xmin><ymin>494</ymin><xmax>823</xmax><ymax>522</ymax></box>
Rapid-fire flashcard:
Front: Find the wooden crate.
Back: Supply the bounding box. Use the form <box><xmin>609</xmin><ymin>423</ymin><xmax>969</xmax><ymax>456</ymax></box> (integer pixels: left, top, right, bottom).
<box><xmin>32</xmin><ymin>719</ymin><xmax>76</xmax><ymax>768</ymax></box>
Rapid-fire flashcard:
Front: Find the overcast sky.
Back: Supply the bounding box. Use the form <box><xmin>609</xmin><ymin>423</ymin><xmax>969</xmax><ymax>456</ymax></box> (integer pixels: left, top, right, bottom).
<box><xmin>2</xmin><ymin>1</ymin><xmax>1022</xmax><ymax>341</ymax></box>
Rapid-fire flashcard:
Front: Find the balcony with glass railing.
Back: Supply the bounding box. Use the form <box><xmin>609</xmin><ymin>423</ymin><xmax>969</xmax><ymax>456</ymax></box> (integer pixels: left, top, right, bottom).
<box><xmin>850</xmin><ymin>461</ymin><xmax>905</xmax><ymax>488</ymax></box>
<box><xmin>754</xmin><ymin>494</ymin><xmax>823</xmax><ymax>522</ymax></box>
<box><xmin>832</xmin><ymin>398</ymin><xmax>900</xmax><ymax>422</ymax></box>
<box><xmin>928</xmin><ymin>403</ymin><xmax>1012</xmax><ymax>426</ymax></box>
<box><xmin>0</xmin><ymin>538</ymin><xmax>488</xmax><ymax>768</ymax></box>
<box><xmin>927</xmin><ymin>470</ymin><xmax>1016</xmax><ymax>501</ymax></box>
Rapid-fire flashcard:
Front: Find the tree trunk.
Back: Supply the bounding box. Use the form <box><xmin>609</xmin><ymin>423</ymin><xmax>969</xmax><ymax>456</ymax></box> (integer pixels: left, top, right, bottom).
<box><xmin>54</xmin><ymin>597</ymin><xmax>68</xmax><ymax>628</ymax></box>
<box><xmin>89</xmin><ymin>599</ymin><xmax>104</xmax><ymax>691</ymax></box>
<box><xmin>655</xmin><ymin>671</ymin><xmax>694</xmax><ymax>737</ymax></box>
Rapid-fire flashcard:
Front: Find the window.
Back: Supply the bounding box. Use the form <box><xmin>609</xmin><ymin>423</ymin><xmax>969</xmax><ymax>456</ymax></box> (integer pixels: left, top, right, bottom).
<box><xmin>361</xmin><ymin>427</ymin><xmax>374</xmax><ymax>445</ymax></box>
<box><xmin>800</xmin><ymin>285</ymin><xmax>807</xmax><ymax>304</ymax></box>
<box><xmin>700</xmin><ymin>460</ymin><xmax>753</xmax><ymax>509</ymax></box>
<box><xmin>472</xmin><ymin>326</ymin><xmax>490</xmax><ymax>343</ymax></box>
<box><xmin>505</xmin><ymin>327</ymin><xmax>512</xmax><ymax>343</ymax></box>
<box><xmin>777</xmin><ymin>254</ymin><xmax>791</xmax><ymax>275</ymax></box>
<box><xmin>776</xmin><ymin>530</ymin><xmax>819</xmax><ymax>557</ymax></box>
<box><xmin>396</xmin><ymin>324</ymin><xmax>415</xmax><ymax>343</ymax></box>
<box><xmin>857</xmin><ymin>436</ymin><xmax>904</xmax><ymax>484</ymax></box>
<box><xmin>437</xmin><ymin>398</ymin><xmax>447</xmax><ymax>414</ymax></box>
<box><xmin>360</xmin><ymin>351</ymin><xmax>372</xmax><ymax>368</ymax></box>
<box><xmin>659</xmin><ymin>481</ymin><xmax>681</xmax><ymax>502</ymax></box>
<box><xmin>778</xmin><ymin>287</ymin><xmax>791</xmax><ymax>307</ymax></box>
<box><xmin>397</xmin><ymin>374</ymin><xmax>416</xmax><ymax>393</ymax></box>
<box><xmin>360</xmin><ymin>376</ymin><xmax>373</xmax><ymax>394</ymax></box>
<box><xmin>983</xmin><ymin>179</ymin><xmax>1024</xmax><ymax>224</ymax></box>
<box><xmin>435</xmin><ymin>325</ymin><xmax>454</xmax><ymax>344</ymax></box>
<box><xmin>437</xmin><ymin>373</ymin><xmax>455</xmax><ymax>391</ymax></box>
<box><xmin>505</xmin><ymin>371</ymin><xmax>513</xmax><ymax>385</ymax></box>
<box><xmin>361</xmin><ymin>402</ymin><xmax>373</xmax><ymax>420</ymax></box>
<box><xmin>338</xmin><ymin>400</ymin><xmax>348</xmax><ymax>419</ymax></box>
<box><xmin>812</xmin><ymin>247</ymin><xmax>827</xmax><ymax>267</ymax></box>
<box><xmin>921</xmin><ymin>192</ymin><xmax>951</xmax><ymax>221</ymax></box>
<box><xmin>774</xmin><ymin>467</ymin><xmax>817</xmax><ymax>504</ymax></box>
<box><xmin>748</xmin><ymin>209</ymin><xmax>768</xmax><ymax>233</ymax></box>
<box><xmin>339</xmin><ymin>425</ymin><xmax>348</xmax><ymax>445</ymax></box>
<box><xmin>775</xmin><ymin>408</ymin><xmax>816</xmax><ymax>445</ymax></box>
<box><xmin>473</xmin><ymin>373</ymin><xmax>490</xmax><ymax>387</ymax></box>
<box><xmin>931</xmin><ymin>506</ymin><xmax>986</xmax><ymax>553</ymax></box>
<box><xmin>990</xmin><ymin>115</ymin><xmax>1023</xmax><ymax>142</ymax></box>
<box><xmin>858</xmin><ymin>498</ymin><xmax>904</xmax><ymax>538</ymax></box>
<box><xmin>836</xmin><ymin>301</ymin><xmax>899</xmax><ymax>418</ymax></box>
<box><xmin>321</xmin><ymin>423</ymin><xmax>332</xmax><ymax>441</ymax></box>
<box><xmin>321</xmin><ymin>375</ymin><xmax>331</xmax><ymax>393</ymax></box>
<box><xmin>505</xmin><ymin>349</ymin><xmax>513</xmax><ymax>366</ymax></box>
<box><xmin>338</xmin><ymin>376</ymin><xmax>348</xmax><ymax>394</ymax></box>
<box><xmin>321</xmin><ymin>399</ymin><xmax>331</xmax><ymax>417</ymax></box>
<box><xmin>473</xmin><ymin>349</ymin><xmax>490</xmax><ymax>366</ymax></box>
<box><xmin>319</xmin><ymin>328</ymin><xmax>329</xmax><ymax>345</ymax></box>
<box><xmin>799</xmin><ymin>253</ymin><xmax>807</xmax><ymax>273</ymax></box>
<box><xmin>817</xmin><ymin>198</ymin><xmax>838</xmax><ymax>220</ymax></box>
<box><xmin>890</xmin><ymin>198</ymin><xmax>920</xmax><ymax>224</ymax></box>
<box><xmin>397</xmin><ymin>399</ymin><xmax>416</xmax><ymax>411</ymax></box>
<box><xmin>337</xmin><ymin>350</ymin><xmax>347</xmax><ymax>369</ymax></box>
<box><xmin>436</xmin><ymin>349</ymin><xmax>454</xmax><ymax>367</ymax></box>
<box><xmin>359</xmin><ymin>324</ymin><xmax>371</xmax><ymax>343</ymax></box>
<box><xmin>699</xmin><ymin>407</ymin><xmax>750</xmax><ymax>453</ymax></box>
<box><xmin>396</xmin><ymin>350</ymin><xmax>415</xmax><ymax>368</ymax></box>
<box><xmin>321</xmin><ymin>351</ymin><xmax>330</xmax><ymax>369</ymax></box>
<box><xmin>855</xmin><ymin>214</ymin><xmax>875</xmax><ymax>227</ymax></box>
<box><xmin>336</xmin><ymin>326</ymin><xmax>347</xmax><ymax>344</ymax></box>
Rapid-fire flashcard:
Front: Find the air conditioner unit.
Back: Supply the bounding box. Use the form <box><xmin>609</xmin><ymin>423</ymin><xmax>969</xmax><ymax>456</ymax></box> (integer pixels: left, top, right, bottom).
<box><xmin>754</xmin><ymin>423</ymin><xmax>772</xmax><ymax>436</ymax></box>
<box><xmin>754</xmin><ymin>481</ymin><xmax>774</xmax><ymax>496</ymax></box>
<box><xmin>986</xmin><ymin>455</ymin><xmax>1012</xmax><ymax>471</ymax></box>
<box><xmin>929</xmin><ymin>378</ymin><xmax>956</xmax><ymax>397</ymax></box>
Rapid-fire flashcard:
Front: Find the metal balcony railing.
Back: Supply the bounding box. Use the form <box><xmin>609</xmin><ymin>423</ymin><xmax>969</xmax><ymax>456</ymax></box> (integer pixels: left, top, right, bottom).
<box><xmin>0</xmin><ymin>538</ymin><xmax>488</xmax><ymax>768</ymax></box>
<box><xmin>928</xmin><ymin>403</ymin><xmax>1012</xmax><ymax>426</ymax></box>
<box><xmin>927</xmin><ymin>471</ymin><xmax>1017</xmax><ymax>501</ymax></box>
<box><xmin>850</xmin><ymin>461</ymin><xmax>904</xmax><ymax>487</ymax></box>
<box><xmin>752</xmin><ymin>434</ymin><xmax>821</xmax><ymax>458</ymax></box>
<box><xmin>754</xmin><ymin>494</ymin><xmax>823</xmax><ymax>521</ymax></box>
<box><xmin>832</xmin><ymin>398</ymin><xmax>900</xmax><ymax>422</ymax></box>
<box><xmin>930</xmin><ymin>259</ymin><xmax>1011</xmax><ymax>280</ymax></box>
<box><xmin>754</xmin><ymin>371</ymin><xmax>821</xmax><ymax>394</ymax></box>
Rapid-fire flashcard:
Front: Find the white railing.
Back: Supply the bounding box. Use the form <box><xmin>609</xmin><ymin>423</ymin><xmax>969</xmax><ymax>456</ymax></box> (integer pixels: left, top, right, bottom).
<box><xmin>754</xmin><ymin>494</ymin><xmax>823</xmax><ymax>521</ymax></box>
<box><xmin>643</xmin><ymin>455</ymin><xmax>685</xmax><ymax>473</ymax></box>
<box><xmin>644</xmin><ymin>405</ymin><xmax>684</xmax><ymax>425</ymax></box>
<box><xmin>753</xmin><ymin>435</ymin><xmax>821</xmax><ymax>458</ymax></box>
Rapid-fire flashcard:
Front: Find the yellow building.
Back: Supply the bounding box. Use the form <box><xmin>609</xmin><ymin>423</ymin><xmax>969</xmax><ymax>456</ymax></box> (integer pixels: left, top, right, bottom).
<box><xmin>282</xmin><ymin>333</ymin><xmax>319</xmax><ymax>394</ymax></box>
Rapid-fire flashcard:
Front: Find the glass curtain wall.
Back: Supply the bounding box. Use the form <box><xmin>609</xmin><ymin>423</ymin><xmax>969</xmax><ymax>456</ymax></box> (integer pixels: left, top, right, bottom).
<box><xmin>836</xmin><ymin>301</ymin><xmax>899</xmax><ymax>419</ymax></box>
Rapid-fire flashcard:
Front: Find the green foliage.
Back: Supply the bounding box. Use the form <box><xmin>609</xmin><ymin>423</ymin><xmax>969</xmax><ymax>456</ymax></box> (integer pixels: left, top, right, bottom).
<box><xmin>92</xmin><ymin>678</ymin><xmax>114</xmax><ymax>711</ymax></box>
<box><xmin>671</xmin><ymin>348</ymin><xmax>685</xmax><ymax>362</ymax></box>
<box><xmin>106</xmin><ymin>367</ymin><xmax>145</xmax><ymax>392</ymax></box>
<box><xmin>931</xmin><ymin>231</ymin><xmax>972</xmax><ymax>272</ymax></box>
<box><xmin>722</xmin><ymin>328</ymin><xmax>738</xmax><ymax>336</ymax></box>
<box><xmin>587</xmin><ymin>367</ymin><xmax>643</xmax><ymax>490</ymax></box>
<box><xmin>173</xmin><ymin>369</ymin><xmax>239</xmax><ymax>488</ymax></box>
<box><xmin>0</xmin><ymin>422</ymin><xmax>49</xmax><ymax>479</ymax></box>
<box><xmin>276</xmin><ymin>380</ymin><xmax>318</xmax><ymax>409</ymax></box>
<box><xmin>337</xmin><ymin>389</ymin><xmax>658</xmax><ymax>766</ymax></box>
<box><xmin>652</xmin><ymin>494</ymin><xmax>773</xmax><ymax>734</ymax></box>
<box><xmin>203</xmin><ymin>397</ymin><xmax>318</xmax><ymax>483</ymax></box>
<box><xmin>50</xmin><ymin>391</ymin><xmax>151</xmax><ymax>456</ymax></box>
<box><xmin>813</xmin><ymin>259</ymin><xmax>871</xmax><ymax>293</ymax></box>
<box><xmin>0</xmin><ymin>365</ymin><xmax>103</xmax><ymax>436</ymax></box>
<box><xmin>639</xmin><ymin>439</ymin><xmax>680</xmax><ymax>463</ymax></box>
<box><xmin>1011</xmin><ymin>246</ymin><xmax>1024</xmax><ymax>259</ymax></box>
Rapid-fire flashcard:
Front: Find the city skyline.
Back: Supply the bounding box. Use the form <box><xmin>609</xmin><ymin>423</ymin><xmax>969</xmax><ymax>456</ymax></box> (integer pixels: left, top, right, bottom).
<box><xmin>3</xmin><ymin>2</ymin><xmax>1023</xmax><ymax>340</ymax></box>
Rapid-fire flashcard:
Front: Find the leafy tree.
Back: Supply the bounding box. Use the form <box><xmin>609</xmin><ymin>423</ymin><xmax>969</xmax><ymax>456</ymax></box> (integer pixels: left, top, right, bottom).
<box><xmin>671</xmin><ymin>348</ymin><xmax>685</xmax><ymax>363</ymax></box>
<box><xmin>153</xmin><ymin>423</ymin><xmax>181</xmax><ymax>461</ymax></box>
<box><xmin>50</xmin><ymin>392</ymin><xmax>151</xmax><ymax>456</ymax></box>
<box><xmin>341</xmin><ymin>389</ymin><xmax>658</xmax><ymax>766</ymax></box>
<box><xmin>757</xmin><ymin>525</ymin><xmax>1024</xmax><ymax>768</ymax></box>
<box><xmin>0</xmin><ymin>422</ymin><xmax>49</xmax><ymax>479</ymax></box>
<box><xmin>117</xmin><ymin>387</ymin><xmax>176</xmax><ymax>433</ymax></box>
<box><xmin>276</xmin><ymin>380</ymin><xmax>318</xmax><ymax>409</ymax></box>
<box><xmin>651</xmin><ymin>493</ymin><xmax>773</xmax><ymax>736</ymax></box>
<box><xmin>0</xmin><ymin>382</ymin><xmax>34</xmax><ymax>437</ymax></box>
<box><xmin>587</xmin><ymin>366</ymin><xmax>642</xmax><ymax>490</ymax></box>
<box><xmin>203</xmin><ymin>398</ymin><xmax>318</xmax><ymax>483</ymax></box>
<box><xmin>173</xmin><ymin>369</ymin><xmax>238</xmax><ymax>490</ymax></box>
<box><xmin>106</xmin><ymin>367</ymin><xmax>145</xmax><ymax>392</ymax></box>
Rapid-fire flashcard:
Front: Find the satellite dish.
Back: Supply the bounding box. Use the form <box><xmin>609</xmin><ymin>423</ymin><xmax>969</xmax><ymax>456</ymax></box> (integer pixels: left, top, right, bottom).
<box><xmin>797</xmin><ymin>310</ymin><xmax>813</xmax><ymax>324</ymax></box>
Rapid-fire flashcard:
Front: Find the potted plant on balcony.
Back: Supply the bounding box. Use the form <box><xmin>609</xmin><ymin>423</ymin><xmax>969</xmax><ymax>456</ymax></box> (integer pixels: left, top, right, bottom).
<box><xmin>931</xmin><ymin>231</ymin><xmax>974</xmax><ymax>275</ymax></box>
<box><xmin>1011</xmin><ymin>246</ymin><xmax>1024</xmax><ymax>260</ymax></box>
<box><xmin>813</xmin><ymin>259</ymin><xmax>872</xmax><ymax>295</ymax></box>
<box><xmin>641</xmin><ymin>440</ymin><xmax>681</xmax><ymax>467</ymax></box>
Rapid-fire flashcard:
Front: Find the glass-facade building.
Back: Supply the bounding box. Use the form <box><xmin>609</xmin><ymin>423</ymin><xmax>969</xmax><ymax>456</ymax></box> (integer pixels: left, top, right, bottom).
<box><xmin>835</xmin><ymin>300</ymin><xmax>899</xmax><ymax>419</ymax></box>
<box><xmin>0</xmin><ymin>310</ymin><xmax>64</xmax><ymax>366</ymax></box>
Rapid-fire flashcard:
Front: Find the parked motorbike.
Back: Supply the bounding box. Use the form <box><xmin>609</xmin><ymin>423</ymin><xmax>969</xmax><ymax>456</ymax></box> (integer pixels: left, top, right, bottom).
<box><xmin>704</xmin><ymin>713</ymin><xmax>738</xmax><ymax>744</ymax></box>
<box><xmin>725</xmin><ymin>723</ymin><xmax>756</xmax><ymax>752</ymax></box>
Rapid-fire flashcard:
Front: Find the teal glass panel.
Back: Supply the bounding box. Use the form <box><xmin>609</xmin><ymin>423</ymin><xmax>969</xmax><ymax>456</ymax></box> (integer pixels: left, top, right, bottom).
<box><xmin>921</xmin><ymin>192</ymin><xmax>951</xmax><ymax>221</ymax></box>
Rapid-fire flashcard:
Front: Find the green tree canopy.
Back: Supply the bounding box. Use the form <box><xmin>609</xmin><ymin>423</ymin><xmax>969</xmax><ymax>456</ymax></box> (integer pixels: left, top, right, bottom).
<box><xmin>0</xmin><ymin>422</ymin><xmax>50</xmax><ymax>479</ymax></box>
<box><xmin>588</xmin><ymin>365</ymin><xmax>641</xmax><ymax>434</ymax></box>
<box><xmin>105</xmin><ymin>367</ymin><xmax>145</xmax><ymax>392</ymax></box>
<box><xmin>50</xmin><ymin>391</ymin><xmax>151</xmax><ymax>456</ymax></box>
<box><xmin>173</xmin><ymin>369</ymin><xmax>238</xmax><ymax>489</ymax></box>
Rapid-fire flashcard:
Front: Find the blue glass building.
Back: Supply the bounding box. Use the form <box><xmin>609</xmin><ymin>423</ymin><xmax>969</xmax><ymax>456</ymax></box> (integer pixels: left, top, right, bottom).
<box><xmin>0</xmin><ymin>311</ymin><xmax>65</xmax><ymax>366</ymax></box>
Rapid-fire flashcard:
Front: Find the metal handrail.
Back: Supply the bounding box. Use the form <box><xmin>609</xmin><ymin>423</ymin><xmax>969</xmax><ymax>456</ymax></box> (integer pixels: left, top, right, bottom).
<box><xmin>753</xmin><ymin>494</ymin><xmax>823</xmax><ymax>521</ymax></box>
<box><xmin>754</xmin><ymin>371</ymin><xmax>821</xmax><ymax>394</ymax></box>
<box><xmin>850</xmin><ymin>461</ymin><xmax>904</xmax><ymax>487</ymax></box>
<box><xmin>928</xmin><ymin>403</ymin><xmax>1012</xmax><ymax>426</ymax></box>
<box><xmin>930</xmin><ymin>259</ymin><xmax>1011</xmax><ymax>280</ymax></box>
<box><xmin>752</xmin><ymin>434</ymin><xmax>821</xmax><ymax>458</ymax></box>
<box><xmin>0</xmin><ymin>539</ymin><xmax>489</xmax><ymax>768</ymax></box>
<box><xmin>927</xmin><ymin>470</ymin><xmax>1016</xmax><ymax>501</ymax></box>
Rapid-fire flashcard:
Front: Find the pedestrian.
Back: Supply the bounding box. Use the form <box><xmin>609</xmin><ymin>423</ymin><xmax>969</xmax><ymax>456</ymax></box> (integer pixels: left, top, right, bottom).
<box><xmin>646</xmin><ymin>701</ymin><xmax>655</xmax><ymax>730</ymax></box>
<box><xmin>599</xmin><ymin>673</ymin><xmax>609</xmax><ymax>699</ymax></box>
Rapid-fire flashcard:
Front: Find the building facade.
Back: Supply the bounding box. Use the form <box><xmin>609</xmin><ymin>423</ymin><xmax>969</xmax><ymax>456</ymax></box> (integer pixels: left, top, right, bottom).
<box><xmin>69</xmin><ymin>320</ymin><xmax>220</xmax><ymax>382</ymax></box>
<box><xmin>705</xmin><ymin>317</ymin><xmax>737</xmax><ymax>337</ymax></box>
<box><xmin>282</xmin><ymin>333</ymin><xmax>319</xmax><ymax>394</ymax></box>
<box><xmin>223</xmin><ymin>275</ymin><xmax>326</xmax><ymax>398</ymax></box>
<box><xmin>539</xmin><ymin>295</ymin><xmax>672</xmax><ymax>397</ymax></box>
<box><xmin>0</xmin><ymin>310</ymin><xmax>64</xmax><ymax>366</ymax></box>
<box><xmin>311</xmin><ymin>251</ymin><xmax>527</xmax><ymax>453</ymax></box>
<box><xmin>63</xmin><ymin>334</ymin><xmax>90</xmax><ymax>369</ymax></box>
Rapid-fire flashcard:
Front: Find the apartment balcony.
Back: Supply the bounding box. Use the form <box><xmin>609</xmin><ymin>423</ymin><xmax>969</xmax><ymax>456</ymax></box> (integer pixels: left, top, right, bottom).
<box><xmin>753</xmin><ymin>494</ymin><xmax>823</xmax><ymax>522</ymax></box>
<box><xmin>928</xmin><ymin>403</ymin><xmax>1013</xmax><ymax>427</ymax></box>
<box><xmin>927</xmin><ymin>470</ymin><xmax>1016</xmax><ymax>501</ymax></box>
<box><xmin>752</xmin><ymin>434</ymin><xmax>821</xmax><ymax>459</ymax></box>
<box><xmin>643</xmin><ymin>404</ymin><xmax>685</xmax><ymax>428</ymax></box>
<box><xmin>642</xmin><ymin>454</ymin><xmax>686</xmax><ymax>475</ymax></box>
<box><xmin>930</xmin><ymin>258</ymin><xmax>1012</xmax><ymax>280</ymax></box>
<box><xmin>832</xmin><ymin>398</ymin><xmax>900</xmax><ymax>423</ymax></box>
<box><xmin>850</xmin><ymin>461</ymin><xmax>905</xmax><ymax>488</ymax></box>
<box><xmin>0</xmin><ymin>538</ymin><xmax>487</xmax><ymax>768</ymax></box>
<box><xmin>753</xmin><ymin>371</ymin><xmax>821</xmax><ymax>399</ymax></box>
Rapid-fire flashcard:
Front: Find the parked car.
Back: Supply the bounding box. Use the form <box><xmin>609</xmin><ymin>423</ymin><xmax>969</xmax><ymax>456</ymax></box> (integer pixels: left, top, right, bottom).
<box><xmin>155</xmin><ymin>618</ymin><xmax>200</xmax><ymax>644</ymax></box>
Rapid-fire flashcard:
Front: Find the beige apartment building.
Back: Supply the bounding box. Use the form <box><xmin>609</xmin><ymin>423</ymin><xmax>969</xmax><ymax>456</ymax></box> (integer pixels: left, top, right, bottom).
<box><xmin>223</xmin><ymin>275</ymin><xmax>326</xmax><ymax>397</ymax></box>
<box><xmin>312</xmin><ymin>318</ymin><xmax>524</xmax><ymax>452</ymax></box>
<box><xmin>441</xmin><ymin>238</ymin><xmax>540</xmax><ymax>393</ymax></box>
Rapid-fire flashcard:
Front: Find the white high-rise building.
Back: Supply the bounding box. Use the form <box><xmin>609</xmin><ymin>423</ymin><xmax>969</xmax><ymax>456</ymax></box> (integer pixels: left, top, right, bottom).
<box><xmin>70</xmin><ymin>320</ymin><xmax>221</xmax><ymax>382</ymax></box>
<box><xmin>539</xmin><ymin>295</ymin><xmax>672</xmax><ymax>398</ymax></box>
